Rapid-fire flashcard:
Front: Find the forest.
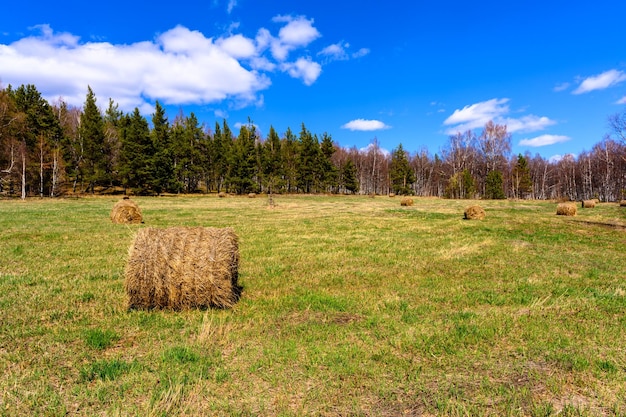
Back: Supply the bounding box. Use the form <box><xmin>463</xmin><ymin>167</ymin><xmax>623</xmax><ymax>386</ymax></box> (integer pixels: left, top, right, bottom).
<box><xmin>1</xmin><ymin>83</ymin><xmax>625</xmax><ymax>200</ymax></box>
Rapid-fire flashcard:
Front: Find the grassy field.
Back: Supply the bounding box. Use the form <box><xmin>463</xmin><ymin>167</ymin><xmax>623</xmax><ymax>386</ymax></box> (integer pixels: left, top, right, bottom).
<box><xmin>0</xmin><ymin>195</ymin><xmax>625</xmax><ymax>416</ymax></box>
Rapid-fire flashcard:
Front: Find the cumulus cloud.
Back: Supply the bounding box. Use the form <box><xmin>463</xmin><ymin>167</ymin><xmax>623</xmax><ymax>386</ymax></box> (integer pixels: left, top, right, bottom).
<box><xmin>268</xmin><ymin>15</ymin><xmax>321</xmax><ymax>61</ymax></box>
<box><xmin>443</xmin><ymin>98</ymin><xmax>555</xmax><ymax>134</ymax></box>
<box><xmin>519</xmin><ymin>134</ymin><xmax>571</xmax><ymax>147</ymax></box>
<box><xmin>280</xmin><ymin>57</ymin><xmax>322</xmax><ymax>86</ymax></box>
<box><xmin>573</xmin><ymin>69</ymin><xmax>626</xmax><ymax>94</ymax></box>
<box><xmin>341</xmin><ymin>119</ymin><xmax>390</xmax><ymax>131</ymax></box>
<box><xmin>0</xmin><ymin>16</ymin><xmax>353</xmax><ymax>112</ymax></box>
<box><xmin>317</xmin><ymin>43</ymin><xmax>369</xmax><ymax>63</ymax></box>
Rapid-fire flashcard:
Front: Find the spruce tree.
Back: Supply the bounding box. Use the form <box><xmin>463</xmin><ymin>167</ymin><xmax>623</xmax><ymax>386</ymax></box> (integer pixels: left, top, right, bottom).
<box><xmin>296</xmin><ymin>123</ymin><xmax>319</xmax><ymax>193</ymax></box>
<box><xmin>118</xmin><ymin>108</ymin><xmax>152</xmax><ymax>194</ymax></box>
<box><xmin>485</xmin><ymin>170</ymin><xmax>506</xmax><ymax>199</ymax></box>
<box><xmin>79</xmin><ymin>86</ymin><xmax>106</xmax><ymax>193</ymax></box>
<box><xmin>390</xmin><ymin>143</ymin><xmax>415</xmax><ymax>195</ymax></box>
<box><xmin>341</xmin><ymin>159</ymin><xmax>359</xmax><ymax>194</ymax></box>
<box><xmin>318</xmin><ymin>132</ymin><xmax>337</xmax><ymax>192</ymax></box>
<box><xmin>150</xmin><ymin>101</ymin><xmax>173</xmax><ymax>194</ymax></box>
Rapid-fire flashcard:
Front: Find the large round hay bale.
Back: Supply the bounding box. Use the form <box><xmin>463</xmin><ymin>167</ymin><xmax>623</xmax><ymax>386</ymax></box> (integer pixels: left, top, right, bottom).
<box><xmin>218</xmin><ymin>192</ymin><xmax>227</xmax><ymax>198</ymax></box>
<box><xmin>248</xmin><ymin>193</ymin><xmax>256</xmax><ymax>198</ymax></box>
<box><xmin>400</xmin><ymin>197</ymin><xmax>414</xmax><ymax>206</ymax></box>
<box><xmin>464</xmin><ymin>205</ymin><xmax>485</xmax><ymax>220</ymax></box>
<box><xmin>125</xmin><ymin>227</ymin><xmax>241</xmax><ymax>310</ymax></box>
<box><xmin>556</xmin><ymin>203</ymin><xmax>577</xmax><ymax>216</ymax></box>
<box><xmin>389</xmin><ymin>193</ymin><xmax>396</xmax><ymax>198</ymax></box>
<box><xmin>620</xmin><ymin>200</ymin><xmax>626</xmax><ymax>207</ymax></box>
<box><xmin>110</xmin><ymin>199</ymin><xmax>143</xmax><ymax>224</ymax></box>
<box><xmin>582</xmin><ymin>200</ymin><xmax>596</xmax><ymax>208</ymax></box>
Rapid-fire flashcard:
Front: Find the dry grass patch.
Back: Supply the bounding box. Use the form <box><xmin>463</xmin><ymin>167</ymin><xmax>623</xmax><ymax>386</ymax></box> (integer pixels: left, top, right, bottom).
<box><xmin>125</xmin><ymin>227</ymin><xmax>241</xmax><ymax>310</ymax></box>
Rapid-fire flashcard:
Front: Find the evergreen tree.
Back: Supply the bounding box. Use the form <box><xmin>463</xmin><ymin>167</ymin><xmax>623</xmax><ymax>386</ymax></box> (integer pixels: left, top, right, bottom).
<box><xmin>262</xmin><ymin>125</ymin><xmax>283</xmax><ymax>193</ymax></box>
<box><xmin>171</xmin><ymin>112</ymin><xmax>205</xmax><ymax>193</ymax></box>
<box><xmin>485</xmin><ymin>170</ymin><xmax>506</xmax><ymax>199</ymax></box>
<box><xmin>512</xmin><ymin>153</ymin><xmax>532</xmax><ymax>199</ymax></box>
<box><xmin>78</xmin><ymin>86</ymin><xmax>106</xmax><ymax>193</ymax></box>
<box><xmin>230</xmin><ymin>121</ymin><xmax>257</xmax><ymax>194</ymax></box>
<box><xmin>212</xmin><ymin>120</ymin><xmax>233</xmax><ymax>192</ymax></box>
<box><xmin>341</xmin><ymin>159</ymin><xmax>359</xmax><ymax>194</ymax></box>
<box><xmin>281</xmin><ymin>127</ymin><xmax>298</xmax><ymax>193</ymax></box>
<box><xmin>296</xmin><ymin>123</ymin><xmax>319</xmax><ymax>193</ymax></box>
<box><xmin>118</xmin><ymin>108</ymin><xmax>152</xmax><ymax>194</ymax></box>
<box><xmin>150</xmin><ymin>101</ymin><xmax>173</xmax><ymax>194</ymax></box>
<box><xmin>318</xmin><ymin>132</ymin><xmax>338</xmax><ymax>192</ymax></box>
<box><xmin>389</xmin><ymin>143</ymin><xmax>415</xmax><ymax>195</ymax></box>
<box><xmin>104</xmin><ymin>98</ymin><xmax>123</xmax><ymax>186</ymax></box>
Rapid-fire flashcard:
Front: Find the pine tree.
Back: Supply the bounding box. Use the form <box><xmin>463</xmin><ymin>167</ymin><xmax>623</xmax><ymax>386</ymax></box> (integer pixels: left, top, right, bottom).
<box><xmin>318</xmin><ymin>132</ymin><xmax>337</xmax><ymax>192</ymax></box>
<box><xmin>79</xmin><ymin>86</ymin><xmax>106</xmax><ymax>193</ymax></box>
<box><xmin>512</xmin><ymin>154</ymin><xmax>532</xmax><ymax>199</ymax></box>
<box><xmin>485</xmin><ymin>170</ymin><xmax>506</xmax><ymax>199</ymax></box>
<box><xmin>389</xmin><ymin>143</ymin><xmax>415</xmax><ymax>195</ymax></box>
<box><xmin>281</xmin><ymin>127</ymin><xmax>298</xmax><ymax>193</ymax></box>
<box><xmin>341</xmin><ymin>159</ymin><xmax>359</xmax><ymax>194</ymax></box>
<box><xmin>150</xmin><ymin>101</ymin><xmax>173</xmax><ymax>194</ymax></box>
<box><xmin>118</xmin><ymin>108</ymin><xmax>152</xmax><ymax>194</ymax></box>
<box><xmin>296</xmin><ymin>123</ymin><xmax>319</xmax><ymax>193</ymax></box>
<box><xmin>230</xmin><ymin>121</ymin><xmax>257</xmax><ymax>194</ymax></box>
<box><xmin>262</xmin><ymin>125</ymin><xmax>283</xmax><ymax>193</ymax></box>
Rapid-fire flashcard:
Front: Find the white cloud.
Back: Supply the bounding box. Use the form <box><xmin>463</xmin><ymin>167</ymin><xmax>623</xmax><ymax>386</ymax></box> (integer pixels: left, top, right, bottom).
<box><xmin>616</xmin><ymin>96</ymin><xmax>626</xmax><ymax>104</ymax></box>
<box><xmin>269</xmin><ymin>15</ymin><xmax>321</xmax><ymax>61</ymax></box>
<box><xmin>548</xmin><ymin>153</ymin><xmax>576</xmax><ymax>163</ymax></box>
<box><xmin>216</xmin><ymin>34</ymin><xmax>256</xmax><ymax>59</ymax></box>
<box><xmin>519</xmin><ymin>134</ymin><xmax>571</xmax><ymax>147</ymax></box>
<box><xmin>359</xmin><ymin>143</ymin><xmax>390</xmax><ymax>157</ymax></box>
<box><xmin>341</xmin><ymin>119</ymin><xmax>391</xmax><ymax>131</ymax></box>
<box><xmin>444</xmin><ymin>98</ymin><xmax>509</xmax><ymax>131</ymax></box>
<box><xmin>573</xmin><ymin>69</ymin><xmax>626</xmax><ymax>94</ymax></box>
<box><xmin>352</xmin><ymin>48</ymin><xmax>370</xmax><ymax>58</ymax></box>
<box><xmin>280</xmin><ymin>57</ymin><xmax>322</xmax><ymax>85</ymax></box>
<box><xmin>443</xmin><ymin>98</ymin><xmax>556</xmax><ymax>134</ymax></box>
<box><xmin>0</xmin><ymin>18</ymin><xmax>337</xmax><ymax>112</ymax></box>
<box><xmin>318</xmin><ymin>42</ymin><xmax>349</xmax><ymax>61</ymax></box>
<box><xmin>226</xmin><ymin>0</ymin><xmax>237</xmax><ymax>14</ymax></box>
<box><xmin>553</xmin><ymin>82</ymin><xmax>570</xmax><ymax>92</ymax></box>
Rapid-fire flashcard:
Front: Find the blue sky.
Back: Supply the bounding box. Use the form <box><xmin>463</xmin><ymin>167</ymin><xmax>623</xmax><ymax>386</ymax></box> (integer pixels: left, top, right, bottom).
<box><xmin>2</xmin><ymin>0</ymin><xmax>625</xmax><ymax>160</ymax></box>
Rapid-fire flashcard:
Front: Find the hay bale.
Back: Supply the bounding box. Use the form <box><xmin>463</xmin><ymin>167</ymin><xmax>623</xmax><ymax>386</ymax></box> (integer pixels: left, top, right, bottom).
<box><xmin>218</xmin><ymin>192</ymin><xmax>227</xmax><ymax>198</ymax></box>
<box><xmin>582</xmin><ymin>200</ymin><xmax>596</xmax><ymax>208</ymax></box>
<box><xmin>400</xmin><ymin>197</ymin><xmax>414</xmax><ymax>206</ymax></box>
<box><xmin>248</xmin><ymin>193</ymin><xmax>256</xmax><ymax>198</ymax></box>
<box><xmin>620</xmin><ymin>200</ymin><xmax>626</xmax><ymax>207</ymax></box>
<box><xmin>125</xmin><ymin>227</ymin><xmax>241</xmax><ymax>310</ymax></box>
<box><xmin>464</xmin><ymin>205</ymin><xmax>485</xmax><ymax>220</ymax></box>
<box><xmin>556</xmin><ymin>203</ymin><xmax>577</xmax><ymax>216</ymax></box>
<box><xmin>110</xmin><ymin>199</ymin><xmax>143</xmax><ymax>224</ymax></box>
<box><xmin>389</xmin><ymin>193</ymin><xmax>396</xmax><ymax>198</ymax></box>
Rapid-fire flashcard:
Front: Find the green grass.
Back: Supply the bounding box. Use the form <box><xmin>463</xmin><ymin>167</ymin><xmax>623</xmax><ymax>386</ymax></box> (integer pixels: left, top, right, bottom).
<box><xmin>0</xmin><ymin>195</ymin><xmax>625</xmax><ymax>416</ymax></box>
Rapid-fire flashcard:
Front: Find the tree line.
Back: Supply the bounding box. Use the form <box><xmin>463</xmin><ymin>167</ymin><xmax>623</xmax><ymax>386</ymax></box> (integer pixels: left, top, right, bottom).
<box><xmin>1</xmin><ymin>84</ymin><xmax>625</xmax><ymax>201</ymax></box>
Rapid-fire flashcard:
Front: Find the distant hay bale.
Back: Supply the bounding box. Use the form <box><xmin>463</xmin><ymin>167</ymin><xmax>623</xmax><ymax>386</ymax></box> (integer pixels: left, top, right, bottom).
<box><xmin>582</xmin><ymin>200</ymin><xmax>596</xmax><ymax>208</ymax></box>
<box><xmin>125</xmin><ymin>227</ymin><xmax>240</xmax><ymax>310</ymax></box>
<box><xmin>218</xmin><ymin>192</ymin><xmax>227</xmax><ymax>198</ymax></box>
<box><xmin>556</xmin><ymin>203</ymin><xmax>577</xmax><ymax>216</ymax></box>
<box><xmin>110</xmin><ymin>199</ymin><xmax>143</xmax><ymax>224</ymax></box>
<box><xmin>620</xmin><ymin>200</ymin><xmax>626</xmax><ymax>207</ymax></box>
<box><xmin>248</xmin><ymin>193</ymin><xmax>256</xmax><ymax>198</ymax></box>
<box><xmin>400</xmin><ymin>197</ymin><xmax>414</xmax><ymax>206</ymax></box>
<box><xmin>389</xmin><ymin>193</ymin><xmax>396</xmax><ymax>197</ymax></box>
<box><xmin>464</xmin><ymin>205</ymin><xmax>485</xmax><ymax>220</ymax></box>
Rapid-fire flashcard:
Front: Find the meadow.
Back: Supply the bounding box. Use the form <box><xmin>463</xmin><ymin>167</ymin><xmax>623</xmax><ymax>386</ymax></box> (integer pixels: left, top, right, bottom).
<box><xmin>0</xmin><ymin>195</ymin><xmax>625</xmax><ymax>416</ymax></box>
